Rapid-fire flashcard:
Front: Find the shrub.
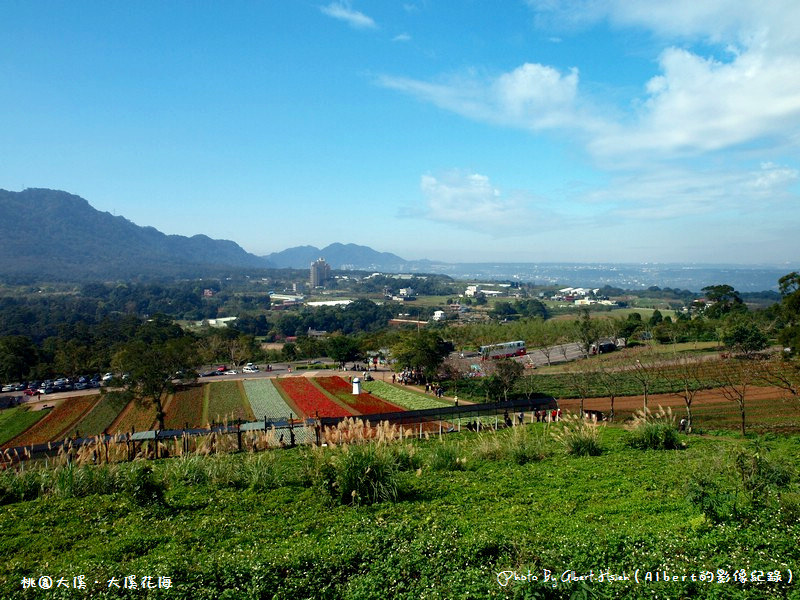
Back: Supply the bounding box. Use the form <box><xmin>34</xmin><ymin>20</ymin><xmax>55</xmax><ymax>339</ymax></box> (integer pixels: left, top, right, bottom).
<box><xmin>551</xmin><ymin>413</ymin><xmax>602</xmax><ymax>457</ymax></box>
<box><xmin>0</xmin><ymin>468</ymin><xmax>43</xmax><ymax>505</ymax></box>
<box><xmin>428</xmin><ymin>442</ymin><xmax>466</xmax><ymax>471</ymax></box>
<box><xmin>625</xmin><ymin>406</ymin><xmax>682</xmax><ymax>450</ymax></box>
<box><xmin>732</xmin><ymin>443</ymin><xmax>793</xmax><ymax>507</ymax></box>
<box><xmin>392</xmin><ymin>443</ymin><xmax>421</xmax><ymax>471</ymax></box>
<box><xmin>308</xmin><ymin>444</ymin><xmax>401</xmax><ymax>506</ymax></box>
<box><xmin>242</xmin><ymin>452</ymin><xmax>279</xmax><ymax>491</ymax></box>
<box><xmin>686</xmin><ymin>444</ymin><xmax>796</xmax><ymax>523</ymax></box>
<box><xmin>686</xmin><ymin>469</ymin><xmax>739</xmax><ymax>523</ymax></box>
<box><xmin>119</xmin><ymin>462</ymin><xmax>165</xmax><ymax>506</ymax></box>
<box><xmin>472</xmin><ymin>426</ymin><xmax>549</xmax><ymax>464</ymax></box>
<box><xmin>167</xmin><ymin>455</ymin><xmax>210</xmax><ymax>486</ymax></box>
<box><xmin>508</xmin><ymin>426</ymin><xmax>549</xmax><ymax>465</ymax></box>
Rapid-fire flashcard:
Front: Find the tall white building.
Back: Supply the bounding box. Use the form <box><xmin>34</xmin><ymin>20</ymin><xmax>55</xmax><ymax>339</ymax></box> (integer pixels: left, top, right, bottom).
<box><xmin>310</xmin><ymin>257</ymin><xmax>331</xmax><ymax>288</ymax></box>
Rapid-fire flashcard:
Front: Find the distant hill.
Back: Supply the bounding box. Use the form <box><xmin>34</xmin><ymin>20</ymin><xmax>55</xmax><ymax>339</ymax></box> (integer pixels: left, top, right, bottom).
<box><xmin>0</xmin><ymin>188</ymin><xmax>271</xmax><ymax>280</ymax></box>
<box><xmin>264</xmin><ymin>243</ymin><xmax>422</xmax><ymax>271</ymax></box>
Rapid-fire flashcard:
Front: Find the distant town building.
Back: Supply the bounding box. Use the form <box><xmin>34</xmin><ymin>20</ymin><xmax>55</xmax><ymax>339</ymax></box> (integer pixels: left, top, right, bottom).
<box><xmin>203</xmin><ymin>288</ymin><xmax>215</xmax><ymax>297</ymax></box>
<box><xmin>310</xmin><ymin>258</ymin><xmax>331</xmax><ymax>288</ymax></box>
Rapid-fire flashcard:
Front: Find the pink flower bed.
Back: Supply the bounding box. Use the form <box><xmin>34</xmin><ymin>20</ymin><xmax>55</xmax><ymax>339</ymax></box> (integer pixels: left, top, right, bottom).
<box><xmin>315</xmin><ymin>376</ymin><xmax>404</xmax><ymax>415</ymax></box>
<box><xmin>274</xmin><ymin>377</ymin><xmax>353</xmax><ymax>419</ymax></box>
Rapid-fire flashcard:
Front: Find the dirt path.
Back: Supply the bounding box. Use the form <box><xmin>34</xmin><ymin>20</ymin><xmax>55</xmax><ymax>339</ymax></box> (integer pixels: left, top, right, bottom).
<box><xmin>558</xmin><ymin>386</ymin><xmax>790</xmax><ymax>414</ymax></box>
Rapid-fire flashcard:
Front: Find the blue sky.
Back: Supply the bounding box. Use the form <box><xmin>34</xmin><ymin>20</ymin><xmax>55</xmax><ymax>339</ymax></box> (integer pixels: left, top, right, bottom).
<box><xmin>2</xmin><ymin>1</ymin><xmax>799</xmax><ymax>265</ymax></box>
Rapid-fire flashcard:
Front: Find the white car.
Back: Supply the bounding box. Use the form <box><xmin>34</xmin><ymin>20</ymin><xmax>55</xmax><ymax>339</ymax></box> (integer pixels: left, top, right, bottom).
<box><xmin>243</xmin><ymin>366</ymin><xmax>259</xmax><ymax>373</ymax></box>
<box><xmin>223</xmin><ymin>370</ymin><xmax>238</xmax><ymax>375</ymax></box>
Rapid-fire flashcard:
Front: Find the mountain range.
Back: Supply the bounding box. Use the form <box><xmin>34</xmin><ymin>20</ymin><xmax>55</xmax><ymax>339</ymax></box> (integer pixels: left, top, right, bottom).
<box><xmin>263</xmin><ymin>243</ymin><xmax>424</xmax><ymax>271</ymax></box>
<box><xmin>0</xmin><ymin>189</ymin><xmax>422</xmax><ymax>279</ymax></box>
<box><xmin>0</xmin><ymin>188</ymin><xmax>792</xmax><ymax>290</ymax></box>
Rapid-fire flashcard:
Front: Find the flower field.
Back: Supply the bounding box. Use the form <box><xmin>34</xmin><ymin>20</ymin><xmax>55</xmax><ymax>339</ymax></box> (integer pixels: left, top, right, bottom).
<box><xmin>163</xmin><ymin>386</ymin><xmax>205</xmax><ymax>429</ymax></box>
<box><xmin>6</xmin><ymin>395</ymin><xmax>99</xmax><ymax>447</ymax></box>
<box><xmin>274</xmin><ymin>377</ymin><xmax>352</xmax><ymax>418</ymax></box>
<box><xmin>314</xmin><ymin>376</ymin><xmax>404</xmax><ymax>415</ymax></box>
<box><xmin>243</xmin><ymin>380</ymin><xmax>296</xmax><ymax>422</ymax></box>
<box><xmin>65</xmin><ymin>393</ymin><xmax>131</xmax><ymax>438</ymax></box>
<box><xmin>206</xmin><ymin>381</ymin><xmax>254</xmax><ymax>424</ymax></box>
<box><xmin>109</xmin><ymin>397</ymin><xmax>157</xmax><ymax>434</ymax></box>
<box><xmin>361</xmin><ymin>380</ymin><xmax>452</xmax><ymax>410</ymax></box>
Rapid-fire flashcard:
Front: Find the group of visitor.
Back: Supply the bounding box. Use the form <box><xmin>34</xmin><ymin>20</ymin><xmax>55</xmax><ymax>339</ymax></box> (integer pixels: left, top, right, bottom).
<box><xmin>534</xmin><ymin>409</ymin><xmax>561</xmax><ymax>423</ymax></box>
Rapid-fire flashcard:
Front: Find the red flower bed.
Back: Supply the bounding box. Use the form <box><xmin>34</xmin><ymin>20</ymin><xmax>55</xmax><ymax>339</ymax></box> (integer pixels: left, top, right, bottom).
<box><xmin>315</xmin><ymin>376</ymin><xmax>404</xmax><ymax>415</ymax></box>
<box><xmin>274</xmin><ymin>377</ymin><xmax>353</xmax><ymax>419</ymax></box>
<box><xmin>8</xmin><ymin>395</ymin><xmax>99</xmax><ymax>447</ymax></box>
<box><xmin>164</xmin><ymin>386</ymin><xmax>205</xmax><ymax>429</ymax></box>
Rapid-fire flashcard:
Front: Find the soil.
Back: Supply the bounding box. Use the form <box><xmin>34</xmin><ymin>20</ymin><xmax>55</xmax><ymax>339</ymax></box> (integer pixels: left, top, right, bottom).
<box><xmin>558</xmin><ymin>386</ymin><xmax>790</xmax><ymax>414</ymax></box>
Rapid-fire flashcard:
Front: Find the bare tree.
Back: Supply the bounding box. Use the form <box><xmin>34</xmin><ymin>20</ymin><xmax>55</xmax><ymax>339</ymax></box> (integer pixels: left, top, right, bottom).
<box><xmin>716</xmin><ymin>357</ymin><xmax>760</xmax><ymax>436</ymax></box>
<box><xmin>532</xmin><ymin>320</ymin><xmax>561</xmax><ymax>366</ymax></box>
<box><xmin>563</xmin><ymin>362</ymin><xmax>596</xmax><ymax>417</ymax></box>
<box><xmin>756</xmin><ymin>354</ymin><xmax>800</xmax><ymax>402</ymax></box>
<box><xmin>661</xmin><ymin>353</ymin><xmax>707</xmax><ymax>433</ymax></box>
<box><xmin>593</xmin><ymin>358</ymin><xmax>625</xmax><ymax>421</ymax></box>
<box><xmin>629</xmin><ymin>348</ymin><xmax>659</xmax><ymax>412</ymax></box>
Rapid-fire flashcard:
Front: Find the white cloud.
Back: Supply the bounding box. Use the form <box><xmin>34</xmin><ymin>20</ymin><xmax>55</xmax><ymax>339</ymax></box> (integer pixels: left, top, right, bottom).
<box><xmin>320</xmin><ymin>2</ymin><xmax>377</xmax><ymax>30</ymax></box>
<box><xmin>417</xmin><ymin>171</ymin><xmax>540</xmax><ymax>234</ymax></box>
<box><xmin>591</xmin><ymin>45</ymin><xmax>800</xmax><ymax>159</ymax></box>
<box><xmin>380</xmin><ymin>63</ymin><xmax>590</xmax><ymax>131</ymax></box>
<box><xmin>392</xmin><ymin>33</ymin><xmax>411</xmax><ymax>42</ymax></box>
<box><xmin>587</xmin><ymin>162</ymin><xmax>799</xmax><ymax>221</ymax></box>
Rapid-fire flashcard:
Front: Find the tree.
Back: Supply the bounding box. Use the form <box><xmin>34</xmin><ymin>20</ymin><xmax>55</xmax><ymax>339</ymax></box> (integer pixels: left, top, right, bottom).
<box><xmin>594</xmin><ymin>359</ymin><xmax>624</xmax><ymax>421</ymax></box>
<box><xmin>531</xmin><ymin>320</ymin><xmax>561</xmax><ymax>366</ymax></box>
<box><xmin>716</xmin><ymin>357</ymin><xmax>759</xmax><ymax>437</ymax></box>
<box><xmin>391</xmin><ymin>330</ymin><xmax>452</xmax><ymax>382</ymax></box>
<box><xmin>618</xmin><ymin>313</ymin><xmax>642</xmax><ymax>346</ymax></box>
<box><xmin>756</xmin><ymin>353</ymin><xmax>800</xmax><ymax>406</ymax></box>
<box><xmin>573</xmin><ymin>309</ymin><xmax>599</xmax><ymax>358</ymax></box>
<box><xmin>721</xmin><ymin>316</ymin><xmax>768</xmax><ymax>357</ymax></box>
<box><xmin>778</xmin><ymin>272</ymin><xmax>800</xmax><ymax>354</ymax></box>
<box><xmin>563</xmin><ymin>362</ymin><xmax>596</xmax><ymax>417</ymax></box>
<box><xmin>491</xmin><ymin>359</ymin><xmax>524</xmax><ymax>403</ymax></box>
<box><xmin>662</xmin><ymin>354</ymin><xmax>706</xmax><ymax>432</ymax></box>
<box><xmin>629</xmin><ymin>348</ymin><xmax>659</xmax><ymax>411</ymax></box>
<box><xmin>112</xmin><ymin>336</ymin><xmax>198</xmax><ymax>431</ymax></box>
<box><xmin>0</xmin><ymin>336</ymin><xmax>38</xmax><ymax>382</ymax></box>
<box><xmin>702</xmin><ymin>284</ymin><xmax>745</xmax><ymax>319</ymax></box>
<box><xmin>326</xmin><ymin>334</ymin><xmax>363</xmax><ymax>367</ymax></box>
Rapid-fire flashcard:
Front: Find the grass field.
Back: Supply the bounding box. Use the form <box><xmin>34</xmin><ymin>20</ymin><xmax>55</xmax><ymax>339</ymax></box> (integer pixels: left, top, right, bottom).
<box><xmin>0</xmin><ymin>427</ymin><xmax>797</xmax><ymax>599</ymax></box>
<box><xmin>0</xmin><ymin>407</ymin><xmax>48</xmax><ymax>447</ymax></box>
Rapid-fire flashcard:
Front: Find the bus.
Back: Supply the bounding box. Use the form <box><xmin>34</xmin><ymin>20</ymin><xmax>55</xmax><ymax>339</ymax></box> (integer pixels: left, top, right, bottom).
<box><xmin>478</xmin><ymin>340</ymin><xmax>527</xmax><ymax>360</ymax></box>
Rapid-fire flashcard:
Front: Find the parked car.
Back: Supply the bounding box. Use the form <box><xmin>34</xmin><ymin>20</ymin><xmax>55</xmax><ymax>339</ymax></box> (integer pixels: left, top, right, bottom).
<box><xmin>243</xmin><ymin>366</ymin><xmax>259</xmax><ymax>373</ymax></box>
<box><xmin>200</xmin><ymin>371</ymin><xmax>220</xmax><ymax>378</ymax></box>
<box><xmin>223</xmin><ymin>370</ymin><xmax>238</xmax><ymax>375</ymax></box>
<box><xmin>1</xmin><ymin>384</ymin><xmax>16</xmax><ymax>393</ymax></box>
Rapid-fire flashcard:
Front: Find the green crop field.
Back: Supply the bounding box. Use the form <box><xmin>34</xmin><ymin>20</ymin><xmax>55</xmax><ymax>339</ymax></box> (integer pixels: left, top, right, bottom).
<box><xmin>205</xmin><ymin>381</ymin><xmax>254</xmax><ymax>424</ymax></box>
<box><xmin>0</xmin><ymin>408</ymin><xmax>48</xmax><ymax>447</ymax></box>
<box><xmin>362</xmin><ymin>380</ymin><xmax>452</xmax><ymax>410</ymax></box>
<box><xmin>66</xmin><ymin>394</ymin><xmax>131</xmax><ymax>439</ymax></box>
